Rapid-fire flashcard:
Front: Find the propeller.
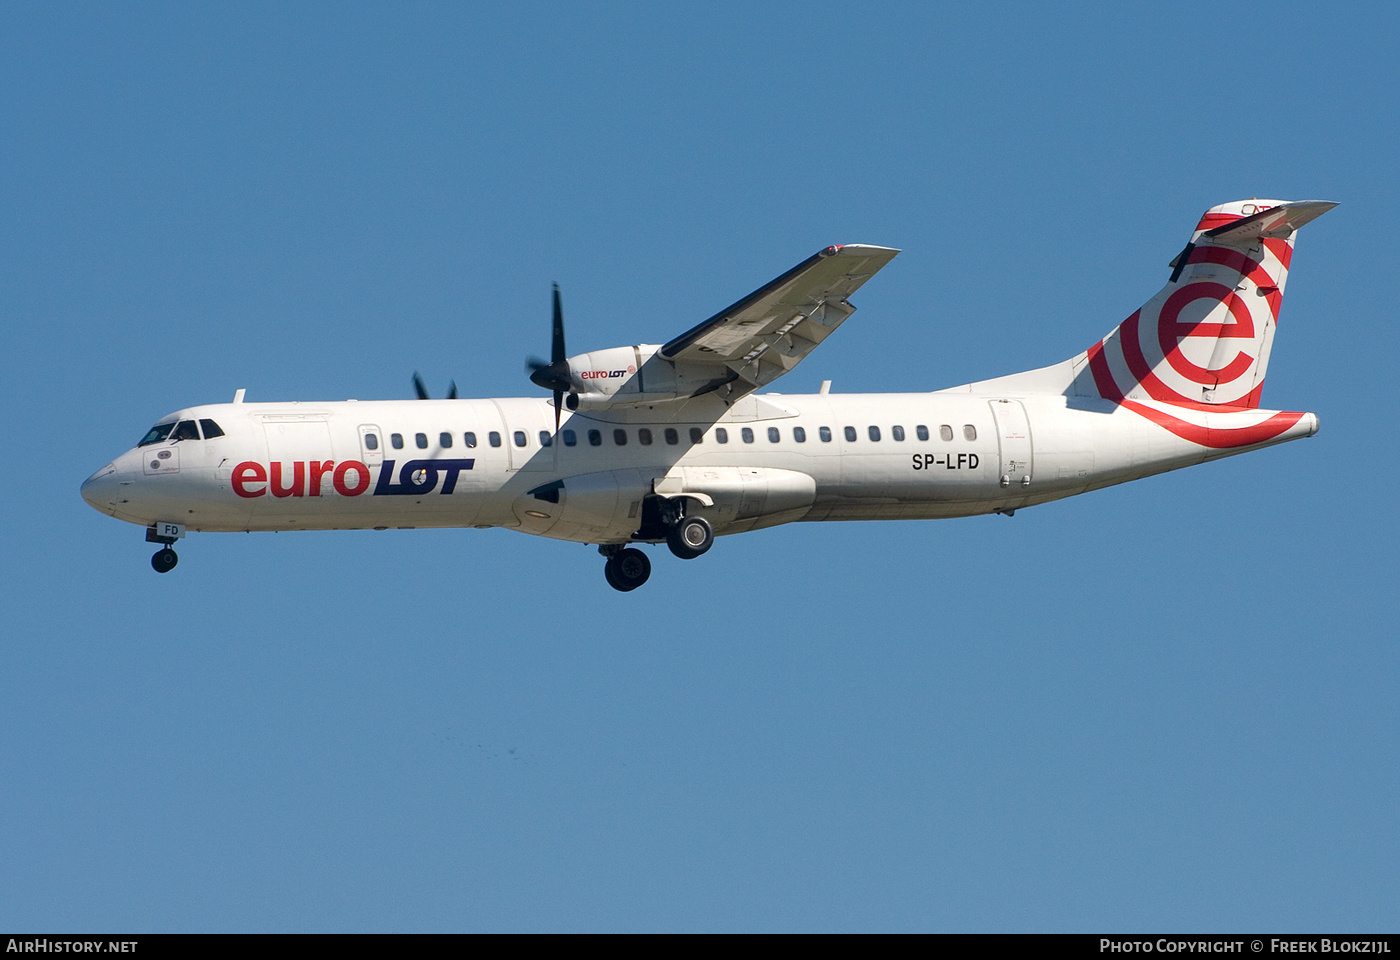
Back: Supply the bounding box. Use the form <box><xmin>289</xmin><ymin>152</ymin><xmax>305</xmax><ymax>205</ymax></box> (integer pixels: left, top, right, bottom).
<box><xmin>526</xmin><ymin>283</ymin><xmax>574</xmax><ymax>430</ymax></box>
<box><xmin>412</xmin><ymin>372</ymin><xmax>458</xmax><ymax>400</ymax></box>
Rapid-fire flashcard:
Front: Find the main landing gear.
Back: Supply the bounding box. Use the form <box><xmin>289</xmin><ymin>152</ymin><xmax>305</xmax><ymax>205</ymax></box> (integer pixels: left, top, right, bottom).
<box><xmin>601</xmin><ymin>545</ymin><xmax>651</xmax><ymax>592</ymax></box>
<box><xmin>599</xmin><ymin>497</ymin><xmax>716</xmax><ymax>592</ymax></box>
<box><xmin>666</xmin><ymin>515</ymin><xmax>713</xmax><ymax>560</ymax></box>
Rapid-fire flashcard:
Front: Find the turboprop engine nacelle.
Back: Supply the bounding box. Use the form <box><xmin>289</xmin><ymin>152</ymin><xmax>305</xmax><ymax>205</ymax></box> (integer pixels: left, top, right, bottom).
<box><xmin>565</xmin><ymin>345</ymin><xmax>736</xmax><ymax>407</ymax></box>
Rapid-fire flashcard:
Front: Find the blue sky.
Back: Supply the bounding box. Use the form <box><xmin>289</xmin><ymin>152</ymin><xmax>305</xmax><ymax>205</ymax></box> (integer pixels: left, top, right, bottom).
<box><xmin>3</xmin><ymin>2</ymin><xmax>1397</xmax><ymax>932</ymax></box>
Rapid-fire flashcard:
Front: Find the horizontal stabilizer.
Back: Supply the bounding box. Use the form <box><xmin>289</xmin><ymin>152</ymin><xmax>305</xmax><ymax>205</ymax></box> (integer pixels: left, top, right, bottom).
<box><xmin>1203</xmin><ymin>200</ymin><xmax>1337</xmax><ymax>244</ymax></box>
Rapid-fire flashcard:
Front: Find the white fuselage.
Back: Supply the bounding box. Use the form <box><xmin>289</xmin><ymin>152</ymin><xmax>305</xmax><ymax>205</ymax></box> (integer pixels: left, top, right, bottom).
<box><xmin>79</xmin><ymin>199</ymin><xmax>1334</xmax><ymax>590</ymax></box>
<box><xmin>80</xmin><ymin>389</ymin><xmax>1318</xmax><ymax>545</ymax></box>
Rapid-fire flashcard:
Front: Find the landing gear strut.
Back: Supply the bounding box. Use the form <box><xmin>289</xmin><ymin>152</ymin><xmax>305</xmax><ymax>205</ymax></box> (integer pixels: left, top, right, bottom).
<box><xmin>601</xmin><ymin>545</ymin><xmax>651</xmax><ymax>592</ymax></box>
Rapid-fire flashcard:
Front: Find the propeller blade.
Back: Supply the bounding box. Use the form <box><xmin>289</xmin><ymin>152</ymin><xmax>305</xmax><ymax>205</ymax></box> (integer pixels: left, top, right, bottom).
<box><xmin>552</xmin><ymin>282</ymin><xmax>566</xmax><ymax>364</ymax></box>
<box><xmin>446</xmin><ymin>380</ymin><xmax>458</xmax><ymax>400</ymax></box>
<box><xmin>412</xmin><ymin>372</ymin><xmax>430</xmax><ymax>400</ymax></box>
<box><xmin>529</xmin><ymin>282</ymin><xmax>577</xmax><ymax>429</ymax></box>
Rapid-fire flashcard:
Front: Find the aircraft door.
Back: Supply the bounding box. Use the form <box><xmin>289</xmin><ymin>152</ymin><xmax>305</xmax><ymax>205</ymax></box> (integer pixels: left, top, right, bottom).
<box><xmin>989</xmin><ymin>399</ymin><xmax>1033</xmax><ymax>489</ymax></box>
<box><xmin>357</xmin><ymin>424</ymin><xmax>384</xmax><ymax>465</ymax></box>
<box><xmin>258</xmin><ymin>417</ymin><xmax>335</xmax><ymax>505</ymax></box>
<box><xmin>263</xmin><ymin>418</ymin><xmax>334</xmax><ymax>465</ymax></box>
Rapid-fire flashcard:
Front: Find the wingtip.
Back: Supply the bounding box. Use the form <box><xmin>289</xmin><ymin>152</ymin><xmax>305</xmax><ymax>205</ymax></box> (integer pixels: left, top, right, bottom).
<box><xmin>826</xmin><ymin>243</ymin><xmax>902</xmax><ymax>257</ymax></box>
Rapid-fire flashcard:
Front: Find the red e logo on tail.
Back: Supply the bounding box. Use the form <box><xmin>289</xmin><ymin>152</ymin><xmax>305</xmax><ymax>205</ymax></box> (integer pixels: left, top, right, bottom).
<box><xmin>1157</xmin><ymin>282</ymin><xmax>1256</xmax><ymax>388</ymax></box>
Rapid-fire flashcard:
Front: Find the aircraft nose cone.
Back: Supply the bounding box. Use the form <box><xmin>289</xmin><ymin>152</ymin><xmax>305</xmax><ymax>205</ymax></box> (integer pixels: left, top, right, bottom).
<box><xmin>81</xmin><ymin>464</ymin><xmax>119</xmax><ymax>513</ymax></box>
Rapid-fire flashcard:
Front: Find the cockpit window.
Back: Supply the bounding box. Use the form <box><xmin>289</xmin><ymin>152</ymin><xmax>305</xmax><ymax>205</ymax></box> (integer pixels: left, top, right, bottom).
<box><xmin>140</xmin><ymin>418</ymin><xmax>224</xmax><ymax>446</ymax></box>
<box><xmin>171</xmin><ymin>420</ymin><xmax>200</xmax><ymax>441</ymax></box>
<box><xmin>138</xmin><ymin>423</ymin><xmax>176</xmax><ymax>446</ymax></box>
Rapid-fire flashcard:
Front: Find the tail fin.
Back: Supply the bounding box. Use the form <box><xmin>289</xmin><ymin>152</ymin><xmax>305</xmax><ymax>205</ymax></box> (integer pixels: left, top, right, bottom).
<box><xmin>1084</xmin><ymin>199</ymin><xmax>1335</xmax><ymax>408</ymax></box>
<box><xmin>943</xmin><ymin>199</ymin><xmax>1336</xmax><ymax>406</ymax></box>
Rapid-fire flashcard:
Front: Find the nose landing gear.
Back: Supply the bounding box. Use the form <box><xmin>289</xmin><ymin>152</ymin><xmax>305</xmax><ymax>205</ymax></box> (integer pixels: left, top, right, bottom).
<box><xmin>145</xmin><ymin>522</ymin><xmax>185</xmax><ymax>574</ymax></box>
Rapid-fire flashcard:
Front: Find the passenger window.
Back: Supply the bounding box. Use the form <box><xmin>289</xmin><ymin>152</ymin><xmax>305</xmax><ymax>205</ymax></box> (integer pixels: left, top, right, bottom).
<box><xmin>613</xmin><ymin>429</ymin><xmax>627</xmax><ymax>446</ymax></box>
<box><xmin>868</xmin><ymin>426</ymin><xmax>881</xmax><ymax>442</ymax></box>
<box><xmin>768</xmin><ymin>427</ymin><xmax>780</xmax><ymax>443</ymax></box>
<box><xmin>715</xmin><ymin>428</ymin><xmax>728</xmax><ymax>443</ymax></box>
<box><xmin>940</xmin><ymin>425</ymin><xmax>954</xmax><ymax>442</ymax></box>
<box><xmin>638</xmin><ymin>428</ymin><xmax>653</xmax><ymax>445</ymax></box>
<box><xmin>514</xmin><ymin>431</ymin><xmax>527</xmax><ymax>447</ymax></box>
<box><xmin>415</xmin><ymin>433</ymin><xmax>428</xmax><ymax>449</ymax></box>
<box><xmin>489</xmin><ymin>431</ymin><xmax>502</xmax><ymax>448</ymax></box>
<box><xmin>464</xmin><ymin>432</ymin><xmax>477</xmax><ymax>448</ymax></box>
<box><xmin>689</xmin><ymin>428</ymin><xmax>704</xmax><ymax>444</ymax></box>
<box><xmin>844</xmin><ymin>426</ymin><xmax>857</xmax><ymax>442</ymax></box>
<box><xmin>664</xmin><ymin>428</ymin><xmax>679</xmax><ymax>445</ymax></box>
<box><xmin>199</xmin><ymin>419</ymin><xmax>225</xmax><ymax>439</ymax></box>
<box><xmin>892</xmin><ymin>425</ymin><xmax>905</xmax><ymax>441</ymax></box>
<box><xmin>819</xmin><ymin>426</ymin><xmax>832</xmax><ymax>443</ymax></box>
<box><xmin>391</xmin><ymin>433</ymin><xmax>405</xmax><ymax>449</ymax></box>
<box><xmin>916</xmin><ymin>425</ymin><xmax>929</xmax><ymax>441</ymax></box>
<box><xmin>440</xmin><ymin>432</ymin><xmax>453</xmax><ymax>448</ymax></box>
<box><xmin>172</xmin><ymin>420</ymin><xmax>199</xmax><ymax>441</ymax></box>
<box><xmin>539</xmin><ymin>431</ymin><xmax>553</xmax><ymax>447</ymax></box>
<box><xmin>588</xmin><ymin>429</ymin><xmax>602</xmax><ymax>447</ymax></box>
<box><xmin>741</xmin><ymin>428</ymin><xmax>754</xmax><ymax>443</ymax></box>
<box><xmin>793</xmin><ymin>426</ymin><xmax>806</xmax><ymax>443</ymax></box>
<box><xmin>364</xmin><ymin>433</ymin><xmax>379</xmax><ymax>451</ymax></box>
<box><xmin>562</xmin><ymin>429</ymin><xmax>577</xmax><ymax>447</ymax></box>
<box><xmin>964</xmin><ymin>424</ymin><xmax>977</xmax><ymax>441</ymax></box>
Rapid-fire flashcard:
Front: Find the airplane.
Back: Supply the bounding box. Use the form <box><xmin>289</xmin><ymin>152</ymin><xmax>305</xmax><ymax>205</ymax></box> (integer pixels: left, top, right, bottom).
<box><xmin>81</xmin><ymin>198</ymin><xmax>1334</xmax><ymax>591</ymax></box>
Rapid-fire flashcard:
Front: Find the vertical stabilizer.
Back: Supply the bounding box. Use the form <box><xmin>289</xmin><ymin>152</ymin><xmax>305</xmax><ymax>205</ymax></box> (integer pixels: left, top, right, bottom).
<box><xmin>943</xmin><ymin>199</ymin><xmax>1335</xmax><ymax>408</ymax></box>
<box><xmin>1085</xmin><ymin>199</ymin><xmax>1335</xmax><ymax>409</ymax></box>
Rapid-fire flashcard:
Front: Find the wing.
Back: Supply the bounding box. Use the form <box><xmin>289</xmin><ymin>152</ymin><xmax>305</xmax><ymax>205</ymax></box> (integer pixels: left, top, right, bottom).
<box><xmin>660</xmin><ymin>243</ymin><xmax>899</xmax><ymax>396</ymax></box>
